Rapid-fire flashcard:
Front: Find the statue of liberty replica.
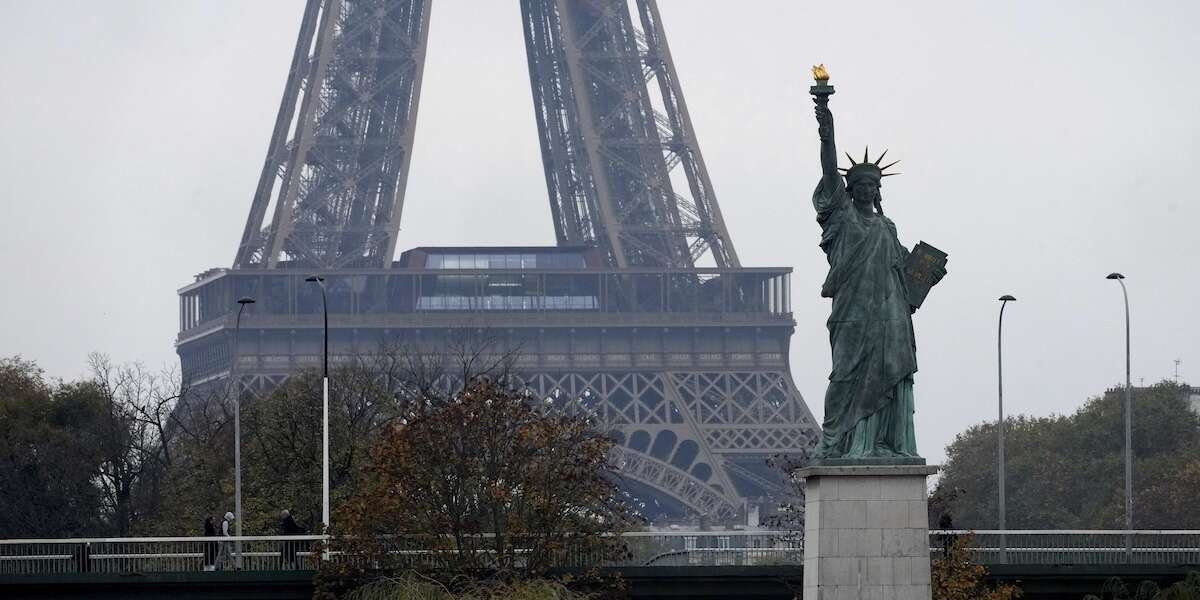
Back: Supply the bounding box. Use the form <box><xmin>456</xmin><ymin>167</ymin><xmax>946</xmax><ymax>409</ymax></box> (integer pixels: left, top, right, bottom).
<box><xmin>808</xmin><ymin>65</ymin><xmax>947</xmax><ymax>463</ymax></box>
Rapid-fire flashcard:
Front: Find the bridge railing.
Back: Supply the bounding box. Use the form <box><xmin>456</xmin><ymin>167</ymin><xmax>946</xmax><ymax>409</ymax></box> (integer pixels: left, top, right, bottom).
<box><xmin>0</xmin><ymin>531</ymin><xmax>798</xmax><ymax>575</ymax></box>
<box><xmin>2</xmin><ymin>531</ymin><xmax>1198</xmax><ymax>576</ymax></box>
<box><xmin>605</xmin><ymin>531</ymin><xmax>802</xmax><ymax>567</ymax></box>
<box><xmin>0</xmin><ymin>535</ymin><xmax>325</xmax><ymax>575</ymax></box>
<box><xmin>932</xmin><ymin>530</ymin><xmax>1200</xmax><ymax>566</ymax></box>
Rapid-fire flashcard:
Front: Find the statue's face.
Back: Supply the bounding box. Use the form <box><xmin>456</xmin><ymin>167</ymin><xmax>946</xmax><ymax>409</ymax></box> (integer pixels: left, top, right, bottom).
<box><xmin>850</xmin><ymin>180</ymin><xmax>881</xmax><ymax>209</ymax></box>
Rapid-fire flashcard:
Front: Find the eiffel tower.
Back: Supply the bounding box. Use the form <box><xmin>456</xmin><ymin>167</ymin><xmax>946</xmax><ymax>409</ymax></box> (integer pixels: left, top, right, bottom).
<box><xmin>177</xmin><ymin>0</ymin><xmax>819</xmax><ymax>523</ymax></box>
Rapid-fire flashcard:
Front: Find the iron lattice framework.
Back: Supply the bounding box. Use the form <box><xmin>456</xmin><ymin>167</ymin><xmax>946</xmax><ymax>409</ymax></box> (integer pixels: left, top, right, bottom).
<box><xmin>522</xmin><ymin>0</ymin><xmax>739</xmax><ymax>268</ymax></box>
<box><xmin>217</xmin><ymin>359</ymin><xmax>816</xmax><ymax>521</ymax></box>
<box><xmin>531</xmin><ymin>369</ymin><xmax>813</xmax><ymax>518</ymax></box>
<box><xmin>234</xmin><ymin>0</ymin><xmax>431</xmax><ymax>269</ymax></box>
<box><xmin>182</xmin><ymin>0</ymin><xmax>821</xmax><ymax>522</ymax></box>
<box><xmin>233</xmin><ymin>0</ymin><xmax>738</xmax><ymax>270</ymax></box>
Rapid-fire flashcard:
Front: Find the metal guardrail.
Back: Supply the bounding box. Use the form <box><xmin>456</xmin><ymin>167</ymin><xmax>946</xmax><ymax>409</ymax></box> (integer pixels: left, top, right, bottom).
<box><xmin>0</xmin><ymin>532</ymin><xmax>794</xmax><ymax>575</ymax></box>
<box><xmin>931</xmin><ymin>530</ymin><xmax>1200</xmax><ymax>566</ymax></box>
<box><xmin>1</xmin><ymin>531</ymin><xmax>1196</xmax><ymax>576</ymax></box>
<box><xmin>615</xmin><ymin>531</ymin><xmax>801</xmax><ymax>567</ymax></box>
<box><xmin>0</xmin><ymin>535</ymin><xmax>324</xmax><ymax>575</ymax></box>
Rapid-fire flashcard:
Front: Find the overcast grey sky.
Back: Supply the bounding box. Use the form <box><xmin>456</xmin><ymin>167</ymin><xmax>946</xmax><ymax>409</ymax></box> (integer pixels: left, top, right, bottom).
<box><xmin>1</xmin><ymin>0</ymin><xmax>1197</xmax><ymax>463</ymax></box>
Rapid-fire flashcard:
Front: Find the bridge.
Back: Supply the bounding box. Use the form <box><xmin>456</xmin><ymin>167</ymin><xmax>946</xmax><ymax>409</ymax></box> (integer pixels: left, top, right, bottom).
<box><xmin>2</xmin><ymin>531</ymin><xmax>1197</xmax><ymax>599</ymax></box>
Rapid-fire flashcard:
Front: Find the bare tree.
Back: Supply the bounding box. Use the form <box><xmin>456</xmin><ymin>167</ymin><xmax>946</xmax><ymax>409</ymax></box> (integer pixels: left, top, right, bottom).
<box><xmin>86</xmin><ymin>354</ymin><xmax>197</xmax><ymax>535</ymax></box>
<box><xmin>385</xmin><ymin>328</ymin><xmax>523</xmax><ymax>417</ymax></box>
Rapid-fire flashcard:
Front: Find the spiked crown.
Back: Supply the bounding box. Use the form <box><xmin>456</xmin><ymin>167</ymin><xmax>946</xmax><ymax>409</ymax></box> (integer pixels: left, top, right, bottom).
<box><xmin>839</xmin><ymin>147</ymin><xmax>900</xmax><ymax>187</ymax></box>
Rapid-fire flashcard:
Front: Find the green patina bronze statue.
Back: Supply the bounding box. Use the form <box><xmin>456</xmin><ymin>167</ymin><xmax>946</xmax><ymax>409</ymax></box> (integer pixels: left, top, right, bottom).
<box><xmin>808</xmin><ymin>66</ymin><xmax>947</xmax><ymax>461</ymax></box>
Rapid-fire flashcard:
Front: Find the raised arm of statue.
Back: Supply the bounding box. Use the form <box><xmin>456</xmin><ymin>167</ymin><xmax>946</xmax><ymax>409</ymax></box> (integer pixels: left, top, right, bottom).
<box><xmin>814</xmin><ymin>100</ymin><xmax>839</xmax><ymax>187</ymax></box>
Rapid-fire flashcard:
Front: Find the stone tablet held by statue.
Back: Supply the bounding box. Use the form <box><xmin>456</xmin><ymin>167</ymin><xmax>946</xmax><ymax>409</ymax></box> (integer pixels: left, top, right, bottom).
<box><xmin>904</xmin><ymin>241</ymin><xmax>948</xmax><ymax>310</ymax></box>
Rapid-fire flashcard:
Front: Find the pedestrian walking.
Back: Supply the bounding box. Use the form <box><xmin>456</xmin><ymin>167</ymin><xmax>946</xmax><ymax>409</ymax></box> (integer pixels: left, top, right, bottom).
<box><xmin>202</xmin><ymin>516</ymin><xmax>219</xmax><ymax>571</ymax></box>
<box><xmin>73</xmin><ymin>542</ymin><xmax>90</xmax><ymax>573</ymax></box>
<box><xmin>215</xmin><ymin>511</ymin><xmax>236</xmax><ymax>570</ymax></box>
<box><xmin>279</xmin><ymin>509</ymin><xmax>307</xmax><ymax>569</ymax></box>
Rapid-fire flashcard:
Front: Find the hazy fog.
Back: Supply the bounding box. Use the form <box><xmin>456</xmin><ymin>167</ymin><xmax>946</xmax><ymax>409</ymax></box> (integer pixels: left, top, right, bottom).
<box><xmin>1</xmin><ymin>0</ymin><xmax>1197</xmax><ymax>463</ymax></box>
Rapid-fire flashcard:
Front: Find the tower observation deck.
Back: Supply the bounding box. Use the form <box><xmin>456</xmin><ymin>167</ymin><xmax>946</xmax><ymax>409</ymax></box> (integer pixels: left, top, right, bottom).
<box><xmin>177</xmin><ymin>0</ymin><xmax>819</xmax><ymax>523</ymax></box>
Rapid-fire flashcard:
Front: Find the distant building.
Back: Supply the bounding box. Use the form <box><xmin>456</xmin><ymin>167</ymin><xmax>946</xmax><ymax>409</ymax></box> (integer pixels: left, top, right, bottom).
<box><xmin>1104</xmin><ymin>383</ymin><xmax>1199</xmax><ymax>415</ymax></box>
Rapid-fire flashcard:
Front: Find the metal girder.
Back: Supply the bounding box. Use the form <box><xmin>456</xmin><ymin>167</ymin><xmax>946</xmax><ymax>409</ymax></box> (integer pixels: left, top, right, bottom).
<box><xmin>236</xmin><ymin>0</ymin><xmax>737</xmax><ymax>272</ymax></box>
<box><xmin>234</xmin><ymin>0</ymin><xmax>431</xmax><ymax>269</ymax></box>
<box><xmin>609</xmin><ymin>446</ymin><xmax>740</xmax><ymax>519</ymax></box>
<box><xmin>208</xmin><ymin>0</ymin><xmax>802</xmax><ymax>521</ymax></box>
<box><xmin>218</xmin><ymin>365</ymin><xmax>819</xmax><ymax>520</ymax></box>
<box><xmin>520</xmin><ymin>0</ymin><xmax>740</xmax><ymax>268</ymax></box>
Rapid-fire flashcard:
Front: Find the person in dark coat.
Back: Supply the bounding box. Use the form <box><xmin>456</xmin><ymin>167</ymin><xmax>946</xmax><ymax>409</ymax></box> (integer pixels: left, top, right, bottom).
<box><xmin>73</xmin><ymin>542</ymin><xmax>90</xmax><ymax>573</ymax></box>
<box><xmin>203</xmin><ymin>516</ymin><xmax>218</xmax><ymax>571</ymax></box>
<box><xmin>279</xmin><ymin>510</ymin><xmax>307</xmax><ymax>569</ymax></box>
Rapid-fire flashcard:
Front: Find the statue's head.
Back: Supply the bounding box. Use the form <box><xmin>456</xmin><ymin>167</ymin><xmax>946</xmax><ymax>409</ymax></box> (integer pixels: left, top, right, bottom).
<box><xmin>846</xmin><ymin>166</ymin><xmax>882</xmax><ymax>209</ymax></box>
<box><xmin>840</xmin><ymin>148</ymin><xmax>899</xmax><ymax>215</ymax></box>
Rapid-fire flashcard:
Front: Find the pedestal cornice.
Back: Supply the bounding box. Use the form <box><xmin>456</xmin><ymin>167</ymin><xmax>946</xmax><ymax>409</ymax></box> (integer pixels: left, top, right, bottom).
<box><xmin>796</xmin><ymin>464</ymin><xmax>940</xmax><ymax>479</ymax></box>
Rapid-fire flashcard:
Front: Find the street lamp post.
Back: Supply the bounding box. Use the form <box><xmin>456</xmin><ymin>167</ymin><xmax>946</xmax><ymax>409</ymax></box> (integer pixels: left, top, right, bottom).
<box><xmin>997</xmin><ymin>294</ymin><xmax>1016</xmax><ymax>564</ymax></box>
<box><xmin>305</xmin><ymin>276</ymin><xmax>330</xmax><ymax>541</ymax></box>
<box><xmin>1106</xmin><ymin>272</ymin><xmax>1132</xmax><ymax>559</ymax></box>
<box><xmin>232</xmin><ymin>296</ymin><xmax>255</xmax><ymax>569</ymax></box>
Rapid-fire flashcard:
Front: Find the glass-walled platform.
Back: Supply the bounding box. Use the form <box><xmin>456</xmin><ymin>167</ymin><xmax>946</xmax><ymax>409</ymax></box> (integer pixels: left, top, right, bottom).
<box><xmin>179</xmin><ymin>266</ymin><xmax>792</xmax><ymax>335</ymax></box>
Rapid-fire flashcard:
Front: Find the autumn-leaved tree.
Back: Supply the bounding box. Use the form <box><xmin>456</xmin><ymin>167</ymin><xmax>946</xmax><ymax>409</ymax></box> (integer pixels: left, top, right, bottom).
<box><xmin>932</xmin><ymin>533</ymin><xmax>1021</xmax><ymax>600</ymax></box>
<box><xmin>142</xmin><ymin>331</ymin><xmax>524</xmax><ymax>536</ymax></box>
<box><xmin>322</xmin><ymin>378</ymin><xmax>637</xmax><ymax>594</ymax></box>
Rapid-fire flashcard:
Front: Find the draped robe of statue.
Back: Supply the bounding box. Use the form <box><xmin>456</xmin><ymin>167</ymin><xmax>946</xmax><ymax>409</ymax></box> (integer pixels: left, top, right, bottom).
<box><xmin>812</xmin><ymin>175</ymin><xmax>918</xmax><ymax>458</ymax></box>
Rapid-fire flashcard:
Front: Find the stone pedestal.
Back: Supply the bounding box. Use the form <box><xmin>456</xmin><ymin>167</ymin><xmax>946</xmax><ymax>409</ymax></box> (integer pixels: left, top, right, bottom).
<box><xmin>797</xmin><ymin>464</ymin><xmax>939</xmax><ymax>600</ymax></box>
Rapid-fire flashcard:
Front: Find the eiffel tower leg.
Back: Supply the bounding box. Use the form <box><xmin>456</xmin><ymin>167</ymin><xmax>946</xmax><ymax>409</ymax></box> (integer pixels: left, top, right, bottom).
<box><xmin>528</xmin><ymin>366</ymin><xmax>820</xmax><ymax>523</ymax></box>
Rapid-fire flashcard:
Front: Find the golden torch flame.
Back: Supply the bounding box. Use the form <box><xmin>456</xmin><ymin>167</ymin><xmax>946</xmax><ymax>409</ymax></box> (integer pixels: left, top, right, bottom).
<box><xmin>812</xmin><ymin>64</ymin><xmax>830</xmax><ymax>81</ymax></box>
